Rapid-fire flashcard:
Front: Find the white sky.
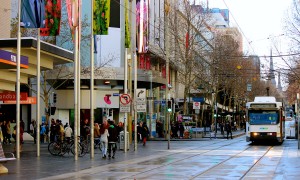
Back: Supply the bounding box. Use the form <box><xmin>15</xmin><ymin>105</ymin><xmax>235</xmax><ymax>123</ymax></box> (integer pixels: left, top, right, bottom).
<box><xmin>199</xmin><ymin>0</ymin><xmax>293</xmax><ymax>65</ymax></box>
<box><xmin>197</xmin><ymin>0</ymin><xmax>294</xmax><ymax>89</ymax></box>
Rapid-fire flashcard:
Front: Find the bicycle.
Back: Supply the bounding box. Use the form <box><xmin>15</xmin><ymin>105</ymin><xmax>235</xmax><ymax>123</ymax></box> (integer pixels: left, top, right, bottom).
<box><xmin>80</xmin><ymin>136</ymin><xmax>103</xmax><ymax>154</ymax></box>
<box><xmin>48</xmin><ymin>137</ymin><xmax>86</xmax><ymax>157</ymax></box>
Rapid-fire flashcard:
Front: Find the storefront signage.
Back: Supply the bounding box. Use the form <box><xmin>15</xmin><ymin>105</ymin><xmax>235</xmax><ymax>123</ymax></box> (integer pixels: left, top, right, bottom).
<box><xmin>0</xmin><ymin>92</ymin><xmax>28</xmax><ymax>101</ymax></box>
<box><xmin>2</xmin><ymin>97</ymin><xmax>36</xmax><ymax>104</ymax></box>
<box><xmin>0</xmin><ymin>49</ymin><xmax>29</xmax><ymax>69</ymax></box>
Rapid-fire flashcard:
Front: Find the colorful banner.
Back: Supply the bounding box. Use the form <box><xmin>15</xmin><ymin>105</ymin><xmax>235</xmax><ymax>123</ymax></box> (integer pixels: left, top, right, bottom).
<box><xmin>137</xmin><ymin>0</ymin><xmax>149</xmax><ymax>53</ymax></box>
<box><xmin>66</xmin><ymin>0</ymin><xmax>80</xmax><ymax>41</ymax></box>
<box><xmin>125</xmin><ymin>0</ymin><xmax>130</xmax><ymax>48</ymax></box>
<box><xmin>40</xmin><ymin>0</ymin><xmax>62</xmax><ymax>36</ymax></box>
<box><xmin>21</xmin><ymin>0</ymin><xmax>46</xmax><ymax>28</ymax></box>
<box><xmin>93</xmin><ymin>0</ymin><xmax>111</xmax><ymax>35</ymax></box>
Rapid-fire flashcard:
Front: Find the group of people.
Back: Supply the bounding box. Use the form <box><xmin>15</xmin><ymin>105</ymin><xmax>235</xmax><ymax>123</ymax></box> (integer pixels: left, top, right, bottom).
<box><xmin>171</xmin><ymin>122</ymin><xmax>185</xmax><ymax>139</ymax></box>
<box><xmin>0</xmin><ymin>120</ymin><xmax>25</xmax><ymax>145</ymax></box>
<box><xmin>93</xmin><ymin>119</ymin><xmax>123</xmax><ymax>159</ymax></box>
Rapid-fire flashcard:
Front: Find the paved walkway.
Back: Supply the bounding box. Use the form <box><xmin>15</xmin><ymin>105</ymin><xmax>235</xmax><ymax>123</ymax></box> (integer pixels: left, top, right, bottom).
<box><xmin>0</xmin><ymin>130</ymin><xmax>246</xmax><ymax>180</ymax></box>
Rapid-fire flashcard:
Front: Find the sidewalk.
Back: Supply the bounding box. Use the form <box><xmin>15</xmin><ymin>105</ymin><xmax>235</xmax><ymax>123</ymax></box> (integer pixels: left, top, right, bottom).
<box><xmin>202</xmin><ymin>129</ymin><xmax>246</xmax><ymax>139</ymax></box>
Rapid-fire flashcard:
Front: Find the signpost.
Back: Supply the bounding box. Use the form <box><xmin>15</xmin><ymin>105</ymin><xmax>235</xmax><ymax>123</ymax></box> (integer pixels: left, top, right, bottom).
<box><xmin>136</xmin><ymin>88</ymin><xmax>146</xmax><ymax>112</ymax></box>
<box><xmin>120</xmin><ymin>94</ymin><xmax>131</xmax><ymax>113</ymax></box>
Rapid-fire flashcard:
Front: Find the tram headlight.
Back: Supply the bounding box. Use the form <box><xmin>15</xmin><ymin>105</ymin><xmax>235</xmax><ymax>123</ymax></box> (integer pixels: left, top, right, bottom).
<box><xmin>253</xmin><ymin>132</ymin><xmax>259</xmax><ymax>136</ymax></box>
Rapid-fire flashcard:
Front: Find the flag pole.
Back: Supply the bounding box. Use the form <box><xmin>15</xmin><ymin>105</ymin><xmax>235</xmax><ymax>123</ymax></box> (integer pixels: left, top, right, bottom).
<box><xmin>90</xmin><ymin>0</ymin><xmax>95</xmax><ymax>159</ymax></box>
<box><xmin>16</xmin><ymin>0</ymin><xmax>22</xmax><ymax>159</ymax></box>
<box><xmin>36</xmin><ymin>29</ymin><xmax>41</xmax><ymax>157</ymax></box>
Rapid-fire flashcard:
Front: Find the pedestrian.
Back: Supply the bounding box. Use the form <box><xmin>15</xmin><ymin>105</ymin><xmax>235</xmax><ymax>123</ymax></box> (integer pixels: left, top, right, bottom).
<box><xmin>50</xmin><ymin>119</ymin><xmax>56</xmax><ymax>142</ymax></box>
<box><xmin>1</xmin><ymin>121</ymin><xmax>7</xmax><ymax>144</ymax></box>
<box><xmin>0</xmin><ymin>122</ymin><xmax>3</xmax><ymax>143</ymax></box>
<box><xmin>179</xmin><ymin>122</ymin><xmax>184</xmax><ymax>138</ymax></box>
<box><xmin>94</xmin><ymin>123</ymin><xmax>100</xmax><ymax>139</ymax></box>
<box><xmin>107</xmin><ymin>120</ymin><xmax>118</xmax><ymax>159</ymax></box>
<box><xmin>100</xmin><ymin>120</ymin><xmax>109</xmax><ymax>158</ymax></box>
<box><xmin>137</xmin><ymin>122</ymin><xmax>142</xmax><ymax>143</ymax></box>
<box><xmin>13</xmin><ymin>123</ymin><xmax>24</xmax><ymax>152</ymax></box>
<box><xmin>40</xmin><ymin>123</ymin><xmax>46</xmax><ymax>143</ymax></box>
<box><xmin>6</xmin><ymin>121</ymin><xmax>12</xmax><ymax>144</ymax></box>
<box><xmin>64</xmin><ymin>124</ymin><xmax>73</xmax><ymax>143</ymax></box>
<box><xmin>225</xmin><ymin>121</ymin><xmax>232</xmax><ymax>139</ymax></box>
<box><xmin>140</xmin><ymin>122</ymin><xmax>149</xmax><ymax>146</ymax></box>
<box><xmin>81</xmin><ymin>118</ymin><xmax>90</xmax><ymax>140</ymax></box>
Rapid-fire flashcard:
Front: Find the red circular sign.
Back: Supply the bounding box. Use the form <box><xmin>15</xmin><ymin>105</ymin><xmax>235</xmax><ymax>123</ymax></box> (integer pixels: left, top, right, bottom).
<box><xmin>120</xmin><ymin>94</ymin><xmax>131</xmax><ymax>105</ymax></box>
<box><xmin>195</xmin><ymin>102</ymin><xmax>200</xmax><ymax>106</ymax></box>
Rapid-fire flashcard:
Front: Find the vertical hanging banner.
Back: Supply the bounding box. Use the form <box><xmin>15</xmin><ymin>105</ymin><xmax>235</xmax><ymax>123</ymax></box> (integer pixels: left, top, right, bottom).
<box><xmin>136</xmin><ymin>0</ymin><xmax>149</xmax><ymax>53</ymax></box>
<box><xmin>20</xmin><ymin>0</ymin><xmax>46</xmax><ymax>28</ymax></box>
<box><xmin>125</xmin><ymin>0</ymin><xmax>130</xmax><ymax>48</ymax></box>
<box><xmin>66</xmin><ymin>0</ymin><xmax>80</xmax><ymax>40</ymax></box>
<box><xmin>40</xmin><ymin>0</ymin><xmax>62</xmax><ymax>36</ymax></box>
<box><xmin>93</xmin><ymin>0</ymin><xmax>111</xmax><ymax>35</ymax></box>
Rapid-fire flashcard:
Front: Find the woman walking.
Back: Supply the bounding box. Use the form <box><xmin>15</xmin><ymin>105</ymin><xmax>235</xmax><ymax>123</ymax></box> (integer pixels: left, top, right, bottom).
<box><xmin>100</xmin><ymin>120</ymin><xmax>109</xmax><ymax>159</ymax></box>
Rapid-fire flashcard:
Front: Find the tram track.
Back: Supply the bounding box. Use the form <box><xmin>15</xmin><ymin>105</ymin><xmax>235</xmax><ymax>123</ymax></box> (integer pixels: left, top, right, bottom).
<box><xmin>189</xmin><ymin>144</ymin><xmax>273</xmax><ymax>180</ymax></box>
<box><xmin>121</xmin><ymin>138</ymin><xmax>250</xmax><ymax>179</ymax></box>
<box><xmin>239</xmin><ymin>145</ymin><xmax>273</xmax><ymax>180</ymax></box>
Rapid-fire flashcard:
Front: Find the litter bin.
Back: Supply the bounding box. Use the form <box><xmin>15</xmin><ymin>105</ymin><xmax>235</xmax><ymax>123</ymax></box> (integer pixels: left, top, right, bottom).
<box><xmin>119</xmin><ymin>131</ymin><xmax>129</xmax><ymax>150</ymax></box>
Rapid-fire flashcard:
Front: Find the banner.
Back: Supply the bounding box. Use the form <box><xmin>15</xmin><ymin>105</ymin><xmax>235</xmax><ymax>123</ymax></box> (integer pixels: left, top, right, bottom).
<box><xmin>93</xmin><ymin>0</ymin><xmax>111</xmax><ymax>35</ymax></box>
<box><xmin>66</xmin><ymin>0</ymin><xmax>80</xmax><ymax>41</ymax></box>
<box><xmin>125</xmin><ymin>0</ymin><xmax>130</xmax><ymax>48</ymax></box>
<box><xmin>137</xmin><ymin>0</ymin><xmax>149</xmax><ymax>53</ymax></box>
<box><xmin>21</xmin><ymin>0</ymin><xmax>46</xmax><ymax>28</ymax></box>
<box><xmin>40</xmin><ymin>0</ymin><xmax>62</xmax><ymax>36</ymax></box>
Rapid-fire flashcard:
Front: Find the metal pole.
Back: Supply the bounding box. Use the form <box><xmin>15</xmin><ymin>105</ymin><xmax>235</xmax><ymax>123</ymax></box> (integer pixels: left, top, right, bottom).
<box><xmin>131</xmin><ymin>0</ymin><xmax>137</xmax><ymax>151</ymax></box>
<box><xmin>74</xmin><ymin>27</ymin><xmax>79</xmax><ymax>160</ymax></box>
<box><xmin>165</xmin><ymin>0</ymin><xmax>170</xmax><ymax>149</ymax></box>
<box><xmin>16</xmin><ymin>0</ymin><xmax>21</xmax><ymax>159</ymax></box>
<box><xmin>149</xmin><ymin>72</ymin><xmax>153</xmax><ymax>138</ymax></box>
<box><xmin>215</xmin><ymin>93</ymin><xmax>217</xmax><ymax>138</ymax></box>
<box><xmin>90</xmin><ymin>0</ymin><xmax>94</xmax><ymax>158</ymax></box>
<box><xmin>297</xmin><ymin>93</ymin><xmax>300</xmax><ymax>149</ymax></box>
<box><xmin>36</xmin><ymin>30</ymin><xmax>41</xmax><ymax>157</ymax></box>
<box><xmin>121</xmin><ymin>0</ymin><xmax>128</xmax><ymax>152</ymax></box>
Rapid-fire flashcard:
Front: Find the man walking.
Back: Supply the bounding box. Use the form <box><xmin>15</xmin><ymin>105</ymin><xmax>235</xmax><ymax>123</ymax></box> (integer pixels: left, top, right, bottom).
<box><xmin>225</xmin><ymin>121</ymin><xmax>232</xmax><ymax>139</ymax></box>
<box><xmin>107</xmin><ymin>120</ymin><xmax>119</xmax><ymax>159</ymax></box>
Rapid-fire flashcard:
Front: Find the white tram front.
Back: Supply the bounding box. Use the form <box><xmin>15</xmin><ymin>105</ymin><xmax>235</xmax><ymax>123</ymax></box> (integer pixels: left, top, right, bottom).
<box><xmin>246</xmin><ymin>96</ymin><xmax>285</xmax><ymax>143</ymax></box>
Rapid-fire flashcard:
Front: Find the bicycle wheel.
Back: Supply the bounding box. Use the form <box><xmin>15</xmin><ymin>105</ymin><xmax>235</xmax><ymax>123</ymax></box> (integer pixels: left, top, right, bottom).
<box><xmin>81</xmin><ymin>140</ymin><xmax>90</xmax><ymax>153</ymax></box>
<box><xmin>48</xmin><ymin>142</ymin><xmax>61</xmax><ymax>156</ymax></box>
<box><xmin>70</xmin><ymin>142</ymin><xmax>86</xmax><ymax>157</ymax></box>
<box><xmin>98</xmin><ymin>142</ymin><xmax>102</xmax><ymax>152</ymax></box>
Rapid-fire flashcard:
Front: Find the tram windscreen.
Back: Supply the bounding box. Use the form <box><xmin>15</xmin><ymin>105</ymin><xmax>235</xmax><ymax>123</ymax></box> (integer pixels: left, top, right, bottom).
<box><xmin>248</xmin><ymin>110</ymin><xmax>279</xmax><ymax>125</ymax></box>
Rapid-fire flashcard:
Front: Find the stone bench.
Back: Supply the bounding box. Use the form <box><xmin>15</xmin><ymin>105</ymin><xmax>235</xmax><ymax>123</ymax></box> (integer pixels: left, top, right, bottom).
<box><xmin>0</xmin><ymin>142</ymin><xmax>16</xmax><ymax>174</ymax></box>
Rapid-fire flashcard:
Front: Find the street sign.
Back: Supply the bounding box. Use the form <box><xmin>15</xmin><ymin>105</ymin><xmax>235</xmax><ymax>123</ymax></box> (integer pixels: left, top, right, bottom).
<box><xmin>247</xmin><ymin>84</ymin><xmax>252</xmax><ymax>92</ymax></box>
<box><xmin>120</xmin><ymin>94</ymin><xmax>131</xmax><ymax>105</ymax></box>
<box><xmin>136</xmin><ymin>88</ymin><xmax>146</xmax><ymax>102</ymax></box>
<box><xmin>136</xmin><ymin>102</ymin><xmax>146</xmax><ymax>112</ymax></box>
<box><xmin>120</xmin><ymin>94</ymin><xmax>131</xmax><ymax>113</ymax></box>
<box><xmin>120</xmin><ymin>106</ymin><xmax>130</xmax><ymax>113</ymax></box>
<box><xmin>193</xmin><ymin>102</ymin><xmax>200</xmax><ymax>109</ymax></box>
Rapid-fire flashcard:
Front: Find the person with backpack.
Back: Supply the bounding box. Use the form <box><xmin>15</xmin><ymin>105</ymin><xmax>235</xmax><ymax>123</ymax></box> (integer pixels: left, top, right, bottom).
<box><xmin>107</xmin><ymin>120</ymin><xmax>119</xmax><ymax>159</ymax></box>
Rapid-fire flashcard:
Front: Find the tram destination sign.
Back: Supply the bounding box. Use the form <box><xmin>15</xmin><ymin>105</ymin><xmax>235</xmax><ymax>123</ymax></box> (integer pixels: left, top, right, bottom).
<box><xmin>250</xmin><ymin>104</ymin><xmax>276</xmax><ymax>108</ymax></box>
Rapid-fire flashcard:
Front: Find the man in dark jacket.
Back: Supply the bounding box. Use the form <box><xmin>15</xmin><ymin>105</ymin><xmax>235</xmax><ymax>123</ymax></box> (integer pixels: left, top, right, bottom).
<box><xmin>225</xmin><ymin>121</ymin><xmax>232</xmax><ymax>139</ymax></box>
<box><xmin>107</xmin><ymin>120</ymin><xmax>119</xmax><ymax>158</ymax></box>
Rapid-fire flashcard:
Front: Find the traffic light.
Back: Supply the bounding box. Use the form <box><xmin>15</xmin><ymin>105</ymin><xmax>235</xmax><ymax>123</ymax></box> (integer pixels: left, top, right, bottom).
<box><xmin>53</xmin><ymin>93</ymin><xmax>57</xmax><ymax>103</ymax></box>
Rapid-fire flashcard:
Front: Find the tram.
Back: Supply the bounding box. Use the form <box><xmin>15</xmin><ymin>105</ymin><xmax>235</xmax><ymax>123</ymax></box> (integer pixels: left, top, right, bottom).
<box><xmin>246</xmin><ymin>96</ymin><xmax>285</xmax><ymax>143</ymax></box>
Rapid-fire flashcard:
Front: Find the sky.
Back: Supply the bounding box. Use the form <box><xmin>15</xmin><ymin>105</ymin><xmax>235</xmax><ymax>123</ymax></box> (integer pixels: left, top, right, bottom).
<box><xmin>198</xmin><ymin>0</ymin><xmax>293</xmax><ymax>67</ymax></box>
<box><xmin>197</xmin><ymin>0</ymin><xmax>295</xmax><ymax>90</ymax></box>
